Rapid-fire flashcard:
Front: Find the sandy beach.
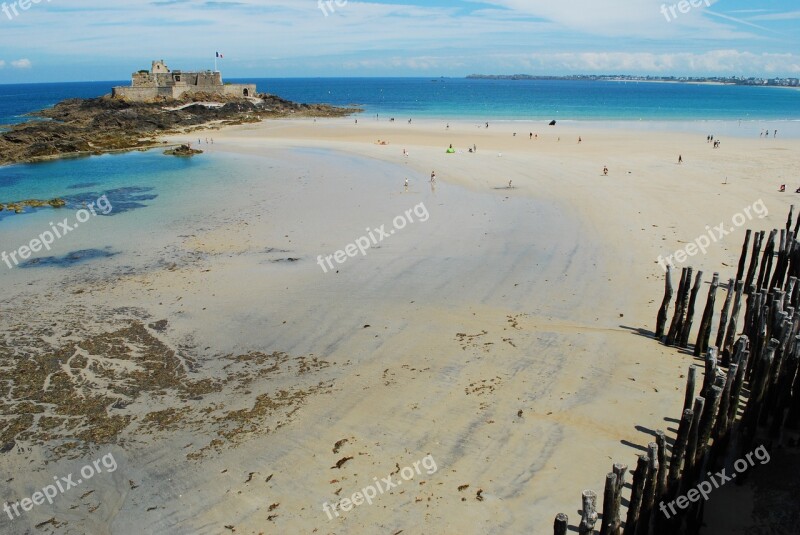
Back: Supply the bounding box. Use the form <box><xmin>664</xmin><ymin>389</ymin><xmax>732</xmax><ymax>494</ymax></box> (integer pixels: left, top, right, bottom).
<box><xmin>1</xmin><ymin>117</ymin><xmax>797</xmax><ymax>534</ymax></box>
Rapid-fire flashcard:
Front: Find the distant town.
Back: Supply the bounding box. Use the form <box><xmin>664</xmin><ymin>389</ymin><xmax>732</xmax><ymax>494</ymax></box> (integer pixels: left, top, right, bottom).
<box><xmin>466</xmin><ymin>74</ymin><xmax>800</xmax><ymax>87</ymax></box>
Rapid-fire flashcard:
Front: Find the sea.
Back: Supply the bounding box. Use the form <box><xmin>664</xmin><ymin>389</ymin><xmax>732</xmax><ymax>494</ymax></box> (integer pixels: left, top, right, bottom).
<box><xmin>1</xmin><ymin>77</ymin><xmax>799</xmax><ymax>266</ymax></box>
<box><xmin>2</xmin><ymin>77</ymin><xmax>800</xmax><ymax>126</ymax></box>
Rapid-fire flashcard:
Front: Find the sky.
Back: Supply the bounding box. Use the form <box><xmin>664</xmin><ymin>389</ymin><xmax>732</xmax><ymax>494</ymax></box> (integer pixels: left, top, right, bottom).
<box><xmin>0</xmin><ymin>0</ymin><xmax>798</xmax><ymax>83</ymax></box>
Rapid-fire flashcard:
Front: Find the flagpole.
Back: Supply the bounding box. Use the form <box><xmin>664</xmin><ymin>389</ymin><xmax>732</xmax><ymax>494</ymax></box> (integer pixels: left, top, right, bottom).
<box><xmin>214</xmin><ymin>54</ymin><xmax>217</xmax><ymax>73</ymax></box>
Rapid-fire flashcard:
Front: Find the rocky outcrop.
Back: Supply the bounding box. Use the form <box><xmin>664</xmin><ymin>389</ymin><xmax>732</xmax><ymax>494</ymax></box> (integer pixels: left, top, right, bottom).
<box><xmin>0</xmin><ymin>93</ymin><xmax>360</xmax><ymax>166</ymax></box>
<box><xmin>164</xmin><ymin>144</ymin><xmax>203</xmax><ymax>157</ymax></box>
<box><xmin>0</xmin><ymin>198</ymin><xmax>66</xmax><ymax>213</ymax></box>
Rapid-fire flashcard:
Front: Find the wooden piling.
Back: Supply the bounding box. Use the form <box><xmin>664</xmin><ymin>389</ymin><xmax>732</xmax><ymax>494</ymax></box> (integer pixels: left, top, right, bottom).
<box><xmin>636</xmin><ymin>446</ymin><xmax>659</xmax><ymax>535</ymax></box>
<box><xmin>623</xmin><ymin>455</ymin><xmax>649</xmax><ymax>535</ymax></box>
<box><xmin>579</xmin><ymin>490</ymin><xmax>598</xmax><ymax>535</ymax></box>
<box><xmin>701</xmin><ymin>347</ymin><xmax>718</xmax><ymax>398</ymax></box>
<box><xmin>722</xmin><ymin>281</ymin><xmax>745</xmax><ymax>363</ymax></box>
<box><xmin>694</xmin><ymin>273</ymin><xmax>719</xmax><ymax>356</ymax></box>
<box><xmin>745</xmin><ymin>231</ymin><xmax>764</xmax><ymax>292</ymax></box>
<box><xmin>554</xmin><ymin>513</ymin><xmax>569</xmax><ymax>535</ymax></box>
<box><xmin>655</xmin><ymin>430</ymin><xmax>668</xmax><ymax>501</ymax></box>
<box><xmin>667</xmin><ymin>408</ymin><xmax>694</xmax><ymax>492</ymax></box>
<box><xmin>680</xmin><ymin>271</ymin><xmax>704</xmax><ymax>347</ymax></box>
<box><xmin>655</xmin><ymin>266</ymin><xmax>674</xmax><ymax>339</ymax></box>
<box><xmin>667</xmin><ymin>267</ymin><xmax>690</xmax><ymax>346</ymax></box>
<box><xmin>599</xmin><ymin>472</ymin><xmax>618</xmax><ymax>535</ymax></box>
<box><xmin>611</xmin><ymin>463</ymin><xmax>627</xmax><ymax>535</ymax></box>
<box><xmin>682</xmin><ymin>366</ymin><xmax>697</xmax><ymax>414</ymax></box>
<box><xmin>714</xmin><ymin>279</ymin><xmax>735</xmax><ymax>355</ymax></box>
<box><xmin>736</xmin><ymin>229</ymin><xmax>752</xmax><ymax>282</ymax></box>
<box><xmin>681</xmin><ymin>397</ymin><xmax>705</xmax><ymax>495</ymax></box>
<box><xmin>695</xmin><ymin>385</ymin><xmax>723</xmax><ymax>465</ymax></box>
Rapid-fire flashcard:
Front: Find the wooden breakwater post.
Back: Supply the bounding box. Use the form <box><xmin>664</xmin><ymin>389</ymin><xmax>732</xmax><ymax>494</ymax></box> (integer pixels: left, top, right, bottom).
<box><xmin>578</xmin><ymin>490</ymin><xmax>598</xmax><ymax>535</ymax></box>
<box><xmin>554</xmin><ymin>205</ymin><xmax>800</xmax><ymax>535</ymax></box>
<box><xmin>655</xmin><ymin>265</ymin><xmax>673</xmax><ymax>339</ymax></box>
<box><xmin>553</xmin><ymin>513</ymin><xmax>568</xmax><ymax>535</ymax></box>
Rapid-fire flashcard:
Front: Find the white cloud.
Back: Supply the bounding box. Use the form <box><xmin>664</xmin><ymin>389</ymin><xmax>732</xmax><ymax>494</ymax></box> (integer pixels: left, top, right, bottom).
<box><xmin>0</xmin><ymin>60</ymin><xmax>5</xmax><ymax>68</ymax></box>
<box><xmin>11</xmin><ymin>58</ymin><xmax>32</xmax><ymax>69</ymax></box>
<box><xmin>749</xmin><ymin>10</ymin><xmax>800</xmax><ymax>21</ymax></box>
<box><xmin>343</xmin><ymin>50</ymin><xmax>800</xmax><ymax>76</ymax></box>
<box><xmin>0</xmin><ymin>0</ymin><xmax>795</xmax><ymax>79</ymax></box>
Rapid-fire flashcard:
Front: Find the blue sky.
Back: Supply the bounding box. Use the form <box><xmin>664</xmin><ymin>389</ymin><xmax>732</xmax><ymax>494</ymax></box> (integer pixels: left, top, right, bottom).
<box><xmin>0</xmin><ymin>0</ymin><xmax>798</xmax><ymax>83</ymax></box>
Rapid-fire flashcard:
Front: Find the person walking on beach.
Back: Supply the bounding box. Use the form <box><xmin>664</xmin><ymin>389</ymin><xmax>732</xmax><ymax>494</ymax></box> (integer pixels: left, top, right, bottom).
<box><xmin>678</xmin><ymin>155</ymin><xmax>683</xmax><ymax>164</ymax></box>
<box><xmin>473</xmin><ymin>144</ymin><xmax>477</xmax><ymax>152</ymax></box>
<box><xmin>430</xmin><ymin>171</ymin><xmax>436</xmax><ymax>183</ymax></box>
<box><xmin>530</xmin><ymin>133</ymin><xmax>533</xmax><ymax>140</ymax></box>
<box><xmin>603</xmin><ymin>166</ymin><xmax>609</xmax><ymax>176</ymax></box>
<box><xmin>404</xmin><ymin>178</ymin><xmax>409</xmax><ymax>189</ymax></box>
<box><xmin>578</xmin><ymin>136</ymin><xmax>582</xmax><ymax>143</ymax></box>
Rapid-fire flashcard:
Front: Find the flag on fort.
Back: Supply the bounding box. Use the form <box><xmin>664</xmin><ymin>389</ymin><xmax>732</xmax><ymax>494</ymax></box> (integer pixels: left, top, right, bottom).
<box><xmin>216</xmin><ymin>52</ymin><xmax>224</xmax><ymax>58</ymax></box>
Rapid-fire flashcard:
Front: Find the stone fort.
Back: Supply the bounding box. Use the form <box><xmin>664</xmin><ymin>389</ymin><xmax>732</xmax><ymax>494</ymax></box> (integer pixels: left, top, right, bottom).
<box><xmin>112</xmin><ymin>60</ymin><xmax>257</xmax><ymax>102</ymax></box>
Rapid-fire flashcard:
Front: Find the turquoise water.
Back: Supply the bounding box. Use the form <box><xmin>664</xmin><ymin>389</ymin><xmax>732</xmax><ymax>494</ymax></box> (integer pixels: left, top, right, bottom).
<box><xmin>0</xmin><ymin>150</ymin><xmax>211</xmax><ymax>221</ymax></box>
<box><xmin>1</xmin><ymin>77</ymin><xmax>799</xmax><ymax>218</ymax></box>
<box><xmin>2</xmin><ymin>78</ymin><xmax>800</xmax><ymax>126</ymax></box>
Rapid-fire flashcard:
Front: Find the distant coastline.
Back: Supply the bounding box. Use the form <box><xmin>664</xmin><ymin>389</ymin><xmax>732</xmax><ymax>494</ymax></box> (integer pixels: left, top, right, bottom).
<box><xmin>466</xmin><ymin>74</ymin><xmax>800</xmax><ymax>88</ymax></box>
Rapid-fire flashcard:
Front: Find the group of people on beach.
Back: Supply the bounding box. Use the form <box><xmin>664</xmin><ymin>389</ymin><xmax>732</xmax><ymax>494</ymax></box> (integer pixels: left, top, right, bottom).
<box><xmin>778</xmin><ymin>184</ymin><xmax>800</xmax><ymax>193</ymax></box>
<box><xmin>761</xmin><ymin>130</ymin><xmax>777</xmax><ymax>138</ymax></box>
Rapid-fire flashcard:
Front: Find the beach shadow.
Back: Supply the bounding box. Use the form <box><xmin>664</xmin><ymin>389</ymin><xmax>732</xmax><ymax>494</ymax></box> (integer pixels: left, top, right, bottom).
<box><xmin>67</xmin><ymin>182</ymin><xmax>101</xmax><ymax>190</ymax></box>
<box><xmin>619</xmin><ymin>325</ymin><xmax>656</xmax><ymax>339</ymax></box>
<box><xmin>63</xmin><ymin>186</ymin><xmax>157</xmax><ymax>215</ymax></box>
<box><xmin>620</xmin><ymin>439</ymin><xmax>649</xmax><ymax>453</ymax></box>
<box><xmin>20</xmin><ymin>247</ymin><xmax>118</xmax><ymax>268</ymax></box>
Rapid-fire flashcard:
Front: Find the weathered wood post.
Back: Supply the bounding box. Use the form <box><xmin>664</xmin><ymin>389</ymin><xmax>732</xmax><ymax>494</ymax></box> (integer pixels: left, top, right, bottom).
<box><xmin>728</xmin><ymin>347</ymin><xmax>750</xmax><ymax>425</ymax></box>
<box><xmin>681</xmin><ymin>397</ymin><xmax>705</xmax><ymax>495</ymax></box>
<box><xmin>712</xmin><ymin>363</ymin><xmax>739</xmax><ymax>443</ymax></box>
<box><xmin>757</xmin><ymin>230</ymin><xmax>777</xmax><ymax>291</ymax></box>
<box><xmin>745</xmin><ymin>231</ymin><xmax>764</xmax><ymax>292</ymax></box>
<box><xmin>599</xmin><ymin>472</ymin><xmax>618</xmax><ymax>535</ymax></box>
<box><xmin>637</xmin><ymin>446</ymin><xmax>659</xmax><ymax>535</ymax></box>
<box><xmin>714</xmin><ymin>278</ymin><xmax>735</xmax><ymax>353</ymax></box>
<box><xmin>579</xmin><ymin>490</ymin><xmax>598</xmax><ymax>535</ymax></box>
<box><xmin>667</xmin><ymin>408</ymin><xmax>694</xmax><ymax>492</ymax></box>
<box><xmin>736</xmin><ymin>229</ymin><xmax>752</xmax><ymax>282</ymax></box>
<box><xmin>701</xmin><ymin>347</ymin><xmax>718</xmax><ymax>398</ymax></box>
<box><xmin>655</xmin><ymin>430</ymin><xmax>668</xmax><ymax>501</ymax></box>
<box><xmin>611</xmin><ymin>463</ymin><xmax>627</xmax><ymax>535</ymax></box>
<box><xmin>623</xmin><ymin>455</ymin><xmax>649</xmax><ymax>535</ymax></box>
<box><xmin>554</xmin><ymin>513</ymin><xmax>569</xmax><ymax>535</ymax></box>
<box><xmin>680</xmin><ymin>271</ymin><xmax>704</xmax><ymax>347</ymax></box>
<box><xmin>655</xmin><ymin>266</ymin><xmax>674</xmax><ymax>339</ymax></box>
<box><xmin>696</xmin><ymin>385</ymin><xmax>724</xmax><ymax>466</ymax></box>
<box><xmin>682</xmin><ymin>365</ymin><xmax>698</xmax><ymax>414</ymax></box>
<box><xmin>666</xmin><ymin>267</ymin><xmax>690</xmax><ymax>346</ymax></box>
<box><xmin>722</xmin><ymin>281</ymin><xmax>745</xmax><ymax>363</ymax></box>
<box><xmin>694</xmin><ymin>274</ymin><xmax>720</xmax><ymax>356</ymax></box>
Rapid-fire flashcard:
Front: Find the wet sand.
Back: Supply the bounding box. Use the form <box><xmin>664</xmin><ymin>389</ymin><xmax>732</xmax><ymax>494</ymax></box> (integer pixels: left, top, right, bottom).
<box><xmin>1</xmin><ymin>118</ymin><xmax>797</xmax><ymax>533</ymax></box>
